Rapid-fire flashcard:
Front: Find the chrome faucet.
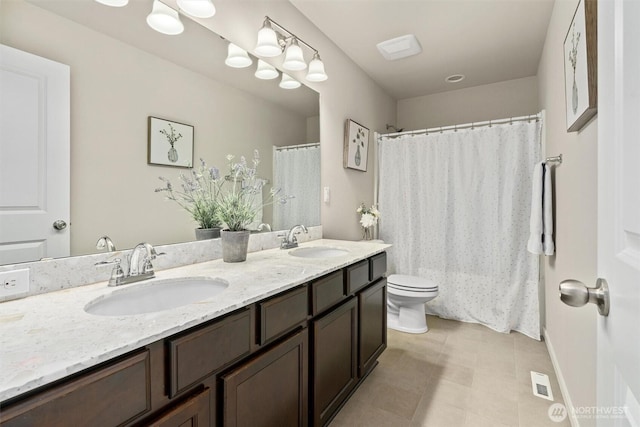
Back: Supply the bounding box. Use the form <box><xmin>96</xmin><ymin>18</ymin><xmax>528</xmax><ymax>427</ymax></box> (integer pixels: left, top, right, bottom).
<box><xmin>96</xmin><ymin>236</ymin><xmax>116</xmax><ymax>252</ymax></box>
<box><xmin>279</xmin><ymin>224</ymin><xmax>308</xmax><ymax>249</ymax></box>
<box><xmin>95</xmin><ymin>242</ymin><xmax>164</xmax><ymax>287</ymax></box>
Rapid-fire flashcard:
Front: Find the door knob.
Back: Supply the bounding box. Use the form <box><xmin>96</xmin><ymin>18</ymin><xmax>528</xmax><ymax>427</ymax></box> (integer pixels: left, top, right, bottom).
<box><xmin>53</xmin><ymin>220</ymin><xmax>67</xmax><ymax>230</ymax></box>
<box><xmin>559</xmin><ymin>278</ymin><xmax>610</xmax><ymax>316</ymax></box>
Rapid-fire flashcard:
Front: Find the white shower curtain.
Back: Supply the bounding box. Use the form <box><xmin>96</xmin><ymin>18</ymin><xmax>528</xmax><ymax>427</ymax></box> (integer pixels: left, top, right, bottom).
<box><xmin>273</xmin><ymin>144</ymin><xmax>321</xmax><ymax>230</ymax></box>
<box><xmin>378</xmin><ymin>120</ymin><xmax>542</xmax><ymax>339</ymax></box>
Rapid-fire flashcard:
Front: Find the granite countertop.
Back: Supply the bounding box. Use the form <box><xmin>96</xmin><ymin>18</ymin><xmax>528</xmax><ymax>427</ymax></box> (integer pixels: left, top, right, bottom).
<box><xmin>0</xmin><ymin>239</ymin><xmax>390</xmax><ymax>402</ymax></box>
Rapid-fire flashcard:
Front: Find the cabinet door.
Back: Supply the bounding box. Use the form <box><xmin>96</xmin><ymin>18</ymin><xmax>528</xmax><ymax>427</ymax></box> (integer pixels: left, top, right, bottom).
<box><xmin>145</xmin><ymin>388</ymin><xmax>210</xmax><ymax>427</ymax></box>
<box><xmin>358</xmin><ymin>279</ymin><xmax>387</xmax><ymax>377</ymax></box>
<box><xmin>312</xmin><ymin>297</ymin><xmax>358</xmax><ymax>427</ymax></box>
<box><xmin>0</xmin><ymin>350</ymin><xmax>151</xmax><ymax>427</ymax></box>
<box><xmin>222</xmin><ymin>329</ymin><xmax>308</xmax><ymax>427</ymax></box>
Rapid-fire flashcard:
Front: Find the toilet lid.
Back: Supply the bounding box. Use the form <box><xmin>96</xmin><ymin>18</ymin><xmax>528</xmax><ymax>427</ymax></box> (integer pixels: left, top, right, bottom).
<box><xmin>387</xmin><ymin>274</ymin><xmax>438</xmax><ymax>291</ymax></box>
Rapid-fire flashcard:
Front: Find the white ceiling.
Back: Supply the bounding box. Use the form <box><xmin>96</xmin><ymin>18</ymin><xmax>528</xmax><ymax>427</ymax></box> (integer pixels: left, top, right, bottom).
<box><xmin>290</xmin><ymin>0</ymin><xmax>555</xmax><ymax>100</ymax></box>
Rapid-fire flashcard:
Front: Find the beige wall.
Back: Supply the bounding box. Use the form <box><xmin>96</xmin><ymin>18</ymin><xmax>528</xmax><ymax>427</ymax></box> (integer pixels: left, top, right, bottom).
<box><xmin>397</xmin><ymin>76</ymin><xmax>539</xmax><ymax>130</ymax></box>
<box><xmin>179</xmin><ymin>1</ymin><xmax>397</xmax><ymax>241</ymax></box>
<box><xmin>1</xmin><ymin>0</ymin><xmax>310</xmax><ymax>255</ymax></box>
<box><xmin>537</xmin><ymin>0</ymin><xmax>598</xmax><ymax>423</ymax></box>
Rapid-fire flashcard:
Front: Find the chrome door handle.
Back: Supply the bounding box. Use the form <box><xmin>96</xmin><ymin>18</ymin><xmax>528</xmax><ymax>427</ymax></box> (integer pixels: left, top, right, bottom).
<box><xmin>53</xmin><ymin>220</ymin><xmax>67</xmax><ymax>230</ymax></box>
<box><xmin>559</xmin><ymin>278</ymin><xmax>610</xmax><ymax>316</ymax></box>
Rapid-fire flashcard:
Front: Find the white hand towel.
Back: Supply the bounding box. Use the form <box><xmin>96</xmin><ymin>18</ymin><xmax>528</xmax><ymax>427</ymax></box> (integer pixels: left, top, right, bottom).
<box><xmin>543</xmin><ymin>163</ymin><xmax>555</xmax><ymax>255</ymax></box>
<box><xmin>527</xmin><ymin>161</ymin><xmax>544</xmax><ymax>254</ymax></box>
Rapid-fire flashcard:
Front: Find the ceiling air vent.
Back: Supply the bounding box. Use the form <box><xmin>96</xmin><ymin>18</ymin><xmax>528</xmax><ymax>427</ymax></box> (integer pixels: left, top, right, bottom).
<box><xmin>376</xmin><ymin>34</ymin><xmax>422</xmax><ymax>61</ymax></box>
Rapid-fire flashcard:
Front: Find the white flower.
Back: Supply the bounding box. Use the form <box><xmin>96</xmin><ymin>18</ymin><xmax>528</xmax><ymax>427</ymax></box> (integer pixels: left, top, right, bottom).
<box><xmin>360</xmin><ymin>212</ymin><xmax>377</xmax><ymax>228</ymax></box>
<box><xmin>356</xmin><ymin>206</ymin><xmax>363</xmax><ymax>213</ymax></box>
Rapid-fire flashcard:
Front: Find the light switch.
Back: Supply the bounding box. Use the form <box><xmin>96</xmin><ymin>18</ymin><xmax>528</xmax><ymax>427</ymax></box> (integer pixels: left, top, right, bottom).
<box><xmin>323</xmin><ymin>186</ymin><xmax>330</xmax><ymax>203</ymax></box>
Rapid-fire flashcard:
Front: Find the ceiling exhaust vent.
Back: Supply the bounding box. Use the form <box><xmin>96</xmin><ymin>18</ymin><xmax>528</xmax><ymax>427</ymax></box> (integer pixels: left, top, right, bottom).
<box><xmin>376</xmin><ymin>34</ymin><xmax>422</xmax><ymax>61</ymax></box>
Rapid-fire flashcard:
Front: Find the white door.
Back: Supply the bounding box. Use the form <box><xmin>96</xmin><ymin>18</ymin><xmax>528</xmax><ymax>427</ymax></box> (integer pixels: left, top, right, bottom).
<box><xmin>597</xmin><ymin>0</ymin><xmax>640</xmax><ymax>425</ymax></box>
<box><xmin>0</xmin><ymin>44</ymin><xmax>70</xmax><ymax>264</ymax></box>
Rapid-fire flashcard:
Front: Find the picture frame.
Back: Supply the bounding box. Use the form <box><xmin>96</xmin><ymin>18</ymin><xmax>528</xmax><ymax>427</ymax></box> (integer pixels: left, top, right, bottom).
<box><xmin>563</xmin><ymin>0</ymin><xmax>597</xmax><ymax>132</ymax></box>
<box><xmin>343</xmin><ymin>119</ymin><xmax>370</xmax><ymax>172</ymax></box>
<box><xmin>147</xmin><ymin>116</ymin><xmax>194</xmax><ymax>168</ymax></box>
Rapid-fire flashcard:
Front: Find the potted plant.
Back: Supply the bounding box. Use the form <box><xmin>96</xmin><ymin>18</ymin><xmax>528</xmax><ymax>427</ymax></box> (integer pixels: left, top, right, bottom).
<box><xmin>217</xmin><ymin>151</ymin><xmax>291</xmax><ymax>262</ymax></box>
<box><xmin>155</xmin><ymin>159</ymin><xmax>223</xmax><ymax>240</ymax></box>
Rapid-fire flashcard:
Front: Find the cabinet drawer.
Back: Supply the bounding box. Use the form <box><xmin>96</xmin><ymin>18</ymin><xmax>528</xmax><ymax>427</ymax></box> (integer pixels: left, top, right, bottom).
<box><xmin>259</xmin><ymin>286</ymin><xmax>309</xmax><ymax>345</ymax></box>
<box><xmin>369</xmin><ymin>252</ymin><xmax>387</xmax><ymax>282</ymax></box>
<box><xmin>0</xmin><ymin>350</ymin><xmax>151</xmax><ymax>427</ymax></box>
<box><xmin>311</xmin><ymin>270</ymin><xmax>345</xmax><ymax>315</ymax></box>
<box><xmin>345</xmin><ymin>260</ymin><xmax>369</xmax><ymax>294</ymax></box>
<box><xmin>168</xmin><ymin>309</ymin><xmax>252</xmax><ymax>397</ymax></box>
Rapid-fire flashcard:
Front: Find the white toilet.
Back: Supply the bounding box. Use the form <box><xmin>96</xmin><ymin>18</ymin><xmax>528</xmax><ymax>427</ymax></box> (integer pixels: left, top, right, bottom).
<box><xmin>387</xmin><ymin>274</ymin><xmax>439</xmax><ymax>334</ymax></box>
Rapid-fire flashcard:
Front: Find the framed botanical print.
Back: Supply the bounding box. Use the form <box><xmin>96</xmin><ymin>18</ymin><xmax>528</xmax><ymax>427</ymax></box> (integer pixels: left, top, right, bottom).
<box><xmin>563</xmin><ymin>0</ymin><xmax>597</xmax><ymax>132</ymax></box>
<box><xmin>343</xmin><ymin>119</ymin><xmax>369</xmax><ymax>172</ymax></box>
<box><xmin>148</xmin><ymin>116</ymin><xmax>194</xmax><ymax>168</ymax></box>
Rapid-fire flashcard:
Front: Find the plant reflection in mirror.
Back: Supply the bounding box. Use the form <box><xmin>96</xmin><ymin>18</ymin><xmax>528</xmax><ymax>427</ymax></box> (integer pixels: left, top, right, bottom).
<box><xmin>155</xmin><ymin>158</ymin><xmax>223</xmax><ymax>229</ymax></box>
<box><xmin>218</xmin><ymin>150</ymin><xmax>293</xmax><ymax>231</ymax></box>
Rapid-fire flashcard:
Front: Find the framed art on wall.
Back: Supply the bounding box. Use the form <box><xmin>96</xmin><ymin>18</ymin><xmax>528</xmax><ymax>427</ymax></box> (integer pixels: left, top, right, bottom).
<box><xmin>148</xmin><ymin>116</ymin><xmax>194</xmax><ymax>168</ymax></box>
<box><xmin>563</xmin><ymin>0</ymin><xmax>597</xmax><ymax>132</ymax></box>
<box><xmin>343</xmin><ymin>119</ymin><xmax>369</xmax><ymax>172</ymax></box>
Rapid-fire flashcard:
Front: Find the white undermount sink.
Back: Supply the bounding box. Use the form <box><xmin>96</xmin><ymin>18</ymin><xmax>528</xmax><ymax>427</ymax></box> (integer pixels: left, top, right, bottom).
<box><xmin>85</xmin><ymin>277</ymin><xmax>228</xmax><ymax>316</ymax></box>
<box><xmin>289</xmin><ymin>246</ymin><xmax>349</xmax><ymax>259</ymax></box>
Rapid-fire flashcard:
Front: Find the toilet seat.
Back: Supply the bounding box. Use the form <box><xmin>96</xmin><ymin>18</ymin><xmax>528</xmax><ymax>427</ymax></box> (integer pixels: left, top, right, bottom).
<box><xmin>387</xmin><ymin>274</ymin><xmax>438</xmax><ymax>298</ymax></box>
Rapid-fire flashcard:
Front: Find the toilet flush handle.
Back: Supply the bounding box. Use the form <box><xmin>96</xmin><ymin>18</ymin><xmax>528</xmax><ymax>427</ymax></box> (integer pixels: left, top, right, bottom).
<box><xmin>559</xmin><ymin>278</ymin><xmax>610</xmax><ymax>316</ymax></box>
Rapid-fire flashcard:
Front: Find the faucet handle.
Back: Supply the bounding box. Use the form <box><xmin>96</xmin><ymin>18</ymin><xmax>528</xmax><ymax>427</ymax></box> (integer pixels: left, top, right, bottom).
<box><xmin>95</xmin><ymin>258</ymin><xmax>125</xmax><ymax>287</ymax></box>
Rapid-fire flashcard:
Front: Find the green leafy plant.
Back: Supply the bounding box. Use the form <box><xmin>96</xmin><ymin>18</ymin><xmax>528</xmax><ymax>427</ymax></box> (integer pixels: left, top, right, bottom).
<box><xmin>155</xmin><ymin>159</ymin><xmax>223</xmax><ymax>229</ymax></box>
<box><xmin>217</xmin><ymin>150</ymin><xmax>292</xmax><ymax>231</ymax></box>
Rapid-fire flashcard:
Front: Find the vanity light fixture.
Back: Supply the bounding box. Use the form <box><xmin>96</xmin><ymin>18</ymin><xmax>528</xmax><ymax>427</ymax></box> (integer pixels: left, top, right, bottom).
<box><xmin>255</xmin><ymin>60</ymin><xmax>279</xmax><ymax>80</ymax></box>
<box><xmin>225</xmin><ymin>43</ymin><xmax>253</xmax><ymax>68</ymax></box>
<box><xmin>147</xmin><ymin>0</ymin><xmax>184</xmax><ymax>35</ymax></box>
<box><xmin>255</xmin><ymin>19</ymin><xmax>282</xmax><ymax>57</ymax></box>
<box><xmin>176</xmin><ymin>0</ymin><xmax>216</xmax><ymax>18</ymax></box>
<box><xmin>254</xmin><ymin>16</ymin><xmax>328</xmax><ymax>82</ymax></box>
<box><xmin>279</xmin><ymin>73</ymin><xmax>301</xmax><ymax>89</ymax></box>
<box><xmin>95</xmin><ymin>0</ymin><xmax>129</xmax><ymax>7</ymax></box>
<box><xmin>283</xmin><ymin>38</ymin><xmax>307</xmax><ymax>71</ymax></box>
<box><xmin>306</xmin><ymin>52</ymin><xmax>328</xmax><ymax>82</ymax></box>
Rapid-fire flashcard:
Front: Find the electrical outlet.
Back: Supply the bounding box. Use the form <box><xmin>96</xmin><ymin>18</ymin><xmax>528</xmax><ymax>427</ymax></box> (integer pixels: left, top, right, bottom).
<box><xmin>0</xmin><ymin>268</ymin><xmax>30</xmax><ymax>299</ymax></box>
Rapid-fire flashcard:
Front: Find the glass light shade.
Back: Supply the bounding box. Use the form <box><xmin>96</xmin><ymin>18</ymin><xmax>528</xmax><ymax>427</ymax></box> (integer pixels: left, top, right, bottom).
<box><xmin>177</xmin><ymin>0</ymin><xmax>216</xmax><ymax>18</ymax></box>
<box><xmin>282</xmin><ymin>39</ymin><xmax>307</xmax><ymax>71</ymax></box>
<box><xmin>146</xmin><ymin>0</ymin><xmax>184</xmax><ymax>35</ymax></box>
<box><xmin>95</xmin><ymin>0</ymin><xmax>128</xmax><ymax>6</ymax></box>
<box><xmin>255</xmin><ymin>60</ymin><xmax>279</xmax><ymax>80</ymax></box>
<box><xmin>225</xmin><ymin>43</ymin><xmax>253</xmax><ymax>68</ymax></box>
<box><xmin>255</xmin><ymin>21</ymin><xmax>282</xmax><ymax>57</ymax></box>
<box><xmin>306</xmin><ymin>53</ymin><xmax>328</xmax><ymax>82</ymax></box>
<box><xmin>279</xmin><ymin>73</ymin><xmax>301</xmax><ymax>89</ymax></box>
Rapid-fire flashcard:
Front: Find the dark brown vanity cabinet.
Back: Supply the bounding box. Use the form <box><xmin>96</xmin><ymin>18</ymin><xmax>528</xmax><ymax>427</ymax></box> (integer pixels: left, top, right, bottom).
<box><xmin>311</xmin><ymin>297</ymin><xmax>358</xmax><ymax>427</ymax></box>
<box><xmin>0</xmin><ymin>251</ymin><xmax>387</xmax><ymax>427</ymax></box>
<box><xmin>145</xmin><ymin>387</ymin><xmax>211</xmax><ymax>427</ymax></box>
<box><xmin>221</xmin><ymin>329</ymin><xmax>308</xmax><ymax>427</ymax></box>
<box><xmin>358</xmin><ymin>278</ymin><xmax>387</xmax><ymax>378</ymax></box>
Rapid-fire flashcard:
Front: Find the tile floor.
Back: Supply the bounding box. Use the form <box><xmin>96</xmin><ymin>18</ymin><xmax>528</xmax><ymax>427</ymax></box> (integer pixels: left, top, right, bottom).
<box><xmin>330</xmin><ymin>315</ymin><xmax>571</xmax><ymax>427</ymax></box>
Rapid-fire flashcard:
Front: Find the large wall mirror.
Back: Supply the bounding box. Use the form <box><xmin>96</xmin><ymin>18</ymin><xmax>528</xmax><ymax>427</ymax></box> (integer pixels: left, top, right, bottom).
<box><xmin>0</xmin><ymin>0</ymin><xmax>320</xmax><ymax>265</ymax></box>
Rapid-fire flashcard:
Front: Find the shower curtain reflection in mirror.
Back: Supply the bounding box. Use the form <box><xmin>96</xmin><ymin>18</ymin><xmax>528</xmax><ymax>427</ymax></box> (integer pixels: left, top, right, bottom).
<box><xmin>273</xmin><ymin>144</ymin><xmax>321</xmax><ymax>230</ymax></box>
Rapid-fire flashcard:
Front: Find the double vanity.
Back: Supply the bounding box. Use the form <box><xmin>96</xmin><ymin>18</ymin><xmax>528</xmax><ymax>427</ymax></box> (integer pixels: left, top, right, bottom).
<box><xmin>0</xmin><ymin>239</ymin><xmax>389</xmax><ymax>426</ymax></box>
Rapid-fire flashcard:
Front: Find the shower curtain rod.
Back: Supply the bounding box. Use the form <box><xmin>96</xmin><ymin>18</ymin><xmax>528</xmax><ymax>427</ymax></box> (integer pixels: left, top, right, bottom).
<box><xmin>274</xmin><ymin>142</ymin><xmax>320</xmax><ymax>151</ymax></box>
<box><xmin>377</xmin><ymin>113</ymin><xmax>542</xmax><ymax>139</ymax></box>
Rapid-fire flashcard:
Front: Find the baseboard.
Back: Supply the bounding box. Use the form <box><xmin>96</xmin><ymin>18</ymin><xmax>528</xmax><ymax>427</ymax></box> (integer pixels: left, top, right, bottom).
<box><xmin>543</xmin><ymin>326</ymin><xmax>580</xmax><ymax>427</ymax></box>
